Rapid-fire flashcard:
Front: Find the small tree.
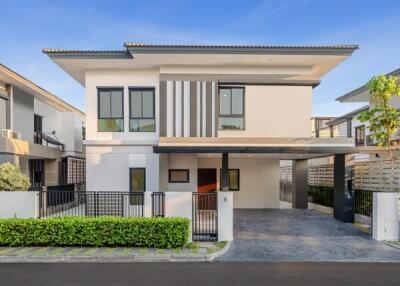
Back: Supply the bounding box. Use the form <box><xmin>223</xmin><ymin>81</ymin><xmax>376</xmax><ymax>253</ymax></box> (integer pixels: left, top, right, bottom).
<box><xmin>0</xmin><ymin>163</ymin><xmax>30</xmax><ymax>191</ymax></box>
<box><xmin>357</xmin><ymin>75</ymin><xmax>400</xmax><ymax>160</ymax></box>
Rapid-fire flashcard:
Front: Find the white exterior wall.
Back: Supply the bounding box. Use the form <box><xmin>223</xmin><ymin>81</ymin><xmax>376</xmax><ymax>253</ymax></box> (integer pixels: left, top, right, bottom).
<box><xmin>198</xmin><ymin>156</ymin><xmax>280</xmax><ymax>208</ymax></box>
<box><xmin>0</xmin><ymin>191</ymin><xmax>38</xmax><ymax>218</ymax></box>
<box><xmin>372</xmin><ymin>192</ymin><xmax>400</xmax><ymax>241</ymax></box>
<box><xmin>86</xmin><ymin>145</ymin><xmax>159</xmax><ymax>192</ymax></box>
<box><xmin>218</xmin><ymin>85</ymin><xmax>312</xmax><ymax>138</ymax></box>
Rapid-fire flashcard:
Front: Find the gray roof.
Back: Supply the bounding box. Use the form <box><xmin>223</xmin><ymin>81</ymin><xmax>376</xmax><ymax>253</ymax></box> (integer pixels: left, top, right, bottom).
<box><xmin>326</xmin><ymin>105</ymin><xmax>369</xmax><ymax>126</ymax></box>
<box><xmin>336</xmin><ymin>68</ymin><xmax>400</xmax><ymax>102</ymax></box>
<box><xmin>43</xmin><ymin>43</ymin><xmax>359</xmax><ymax>58</ymax></box>
<box><xmin>0</xmin><ymin>63</ymin><xmax>84</xmax><ymax>116</ymax></box>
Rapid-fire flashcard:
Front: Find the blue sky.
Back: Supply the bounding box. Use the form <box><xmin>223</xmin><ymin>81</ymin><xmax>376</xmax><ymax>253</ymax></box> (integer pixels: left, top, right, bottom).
<box><xmin>1</xmin><ymin>0</ymin><xmax>400</xmax><ymax>116</ymax></box>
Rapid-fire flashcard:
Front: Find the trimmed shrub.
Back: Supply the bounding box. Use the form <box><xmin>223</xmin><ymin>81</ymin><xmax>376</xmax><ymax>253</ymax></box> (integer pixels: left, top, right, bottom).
<box><xmin>0</xmin><ymin>216</ymin><xmax>190</xmax><ymax>248</ymax></box>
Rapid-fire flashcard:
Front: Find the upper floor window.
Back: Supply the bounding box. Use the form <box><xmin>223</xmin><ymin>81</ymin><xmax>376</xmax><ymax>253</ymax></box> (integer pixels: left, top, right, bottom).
<box><xmin>129</xmin><ymin>88</ymin><xmax>155</xmax><ymax>132</ymax></box>
<box><xmin>97</xmin><ymin>88</ymin><xmax>124</xmax><ymax>132</ymax></box>
<box><xmin>34</xmin><ymin>114</ymin><xmax>42</xmax><ymax>144</ymax></box>
<box><xmin>218</xmin><ymin>87</ymin><xmax>244</xmax><ymax>130</ymax></box>
<box><xmin>355</xmin><ymin>125</ymin><xmax>365</xmax><ymax>146</ymax></box>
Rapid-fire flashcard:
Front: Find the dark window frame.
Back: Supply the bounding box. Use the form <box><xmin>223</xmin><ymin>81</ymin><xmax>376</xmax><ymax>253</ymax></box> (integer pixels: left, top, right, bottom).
<box><xmin>219</xmin><ymin>168</ymin><xmax>240</xmax><ymax>191</ymax></box>
<box><xmin>168</xmin><ymin>169</ymin><xmax>190</xmax><ymax>183</ymax></box>
<box><xmin>97</xmin><ymin>87</ymin><xmax>124</xmax><ymax>132</ymax></box>
<box><xmin>129</xmin><ymin>87</ymin><xmax>156</xmax><ymax>132</ymax></box>
<box><xmin>355</xmin><ymin>125</ymin><xmax>365</xmax><ymax>146</ymax></box>
<box><xmin>218</xmin><ymin>86</ymin><xmax>245</xmax><ymax>130</ymax></box>
<box><xmin>34</xmin><ymin>114</ymin><xmax>43</xmax><ymax>144</ymax></box>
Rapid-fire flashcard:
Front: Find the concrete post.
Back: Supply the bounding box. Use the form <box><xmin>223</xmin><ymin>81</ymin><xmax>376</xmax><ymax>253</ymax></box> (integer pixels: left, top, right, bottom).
<box><xmin>292</xmin><ymin>159</ymin><xmax>308</xmax><ymax>209</ymax></box>
<box><xmin>333</xmin><ymin>154</ymin><xmax>354</xmax><ymax>223</ymax></box>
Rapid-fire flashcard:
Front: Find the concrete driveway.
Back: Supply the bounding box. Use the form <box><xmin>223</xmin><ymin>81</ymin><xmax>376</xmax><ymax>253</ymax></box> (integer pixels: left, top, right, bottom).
<box><xmin>217</xmin><ymin>209</ymin><xmax>400</xmax><ymax>262</ymax></box>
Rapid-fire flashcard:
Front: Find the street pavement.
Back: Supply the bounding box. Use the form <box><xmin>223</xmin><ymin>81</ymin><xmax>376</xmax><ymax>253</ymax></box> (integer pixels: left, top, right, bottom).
<box><xmin>0</xmin><ymin>262</ymin><xmax>399</xmax><ymax>286</ymax></box>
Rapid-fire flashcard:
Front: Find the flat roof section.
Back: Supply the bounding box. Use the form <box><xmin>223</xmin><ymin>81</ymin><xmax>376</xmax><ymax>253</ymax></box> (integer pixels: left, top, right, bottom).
<box><xmin>153</xmin><ymin>137</ymin><xmax>386</xmax><ymax>159</ymax></box>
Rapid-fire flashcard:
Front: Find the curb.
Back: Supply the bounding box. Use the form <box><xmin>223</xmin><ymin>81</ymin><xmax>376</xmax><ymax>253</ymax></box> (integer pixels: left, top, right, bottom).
<box><xmin>206</xmin><ymin>241</ymin><xmax>232</xmax><ymax>261</ymax></box>
<box><xmin>0</xmin><ymin>242</ymin><xmax>232</xmax><ymax>263</ymax></box>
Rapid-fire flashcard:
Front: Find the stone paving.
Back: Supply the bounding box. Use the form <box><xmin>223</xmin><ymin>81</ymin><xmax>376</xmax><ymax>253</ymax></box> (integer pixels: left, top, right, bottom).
<box><xmin>0</xmin><ymin>242</ymin><xmax>229</xmax><ymax>263</ymax></box>
<box><xmin>217</xmin><ymin>209</ymin><xmax>400</xmax><ymax>262</ymax></box>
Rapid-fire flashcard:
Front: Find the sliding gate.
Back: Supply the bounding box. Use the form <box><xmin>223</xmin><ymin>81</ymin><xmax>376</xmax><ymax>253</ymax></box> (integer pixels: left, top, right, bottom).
<box><xmin>192</xmin><ymin>192</ymin><xmax>218</xmax><ymax>241</ymax></box>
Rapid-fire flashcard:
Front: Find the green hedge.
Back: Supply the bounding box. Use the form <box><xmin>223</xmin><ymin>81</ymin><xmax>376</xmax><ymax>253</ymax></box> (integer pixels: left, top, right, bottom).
<box><xmin>0</xmin><ymin>216</ymin><xmax>190</xmax><ymax>248</ymax></box>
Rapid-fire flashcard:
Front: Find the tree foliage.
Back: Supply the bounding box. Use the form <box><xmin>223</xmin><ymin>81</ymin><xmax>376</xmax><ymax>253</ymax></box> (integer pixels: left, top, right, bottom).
<box><xmin>0</xmin><ymin>163</ymin><xmax>30</xmax><ymax>191</ymax></box>
<box><xmin>357</xmin><ymin>75</ymin><xmax>400</xmax><ymax>159</ymax></box>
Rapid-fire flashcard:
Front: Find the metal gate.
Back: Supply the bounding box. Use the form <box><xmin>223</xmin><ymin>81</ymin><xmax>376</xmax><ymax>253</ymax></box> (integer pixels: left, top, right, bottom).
<box><xmin>192</xmin><ymin>192</ymin><xmax>218</xmax><ymax>241</ymax></box>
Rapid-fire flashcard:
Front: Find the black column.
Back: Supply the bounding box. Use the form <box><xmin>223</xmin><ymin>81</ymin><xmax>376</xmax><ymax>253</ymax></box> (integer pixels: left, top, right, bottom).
<box><xmin>333</xmin><ymin>154</ymin><xmax>354</xmax><ymax>223</ymax></box>
<box><xmin>221</xmin><ymin>153</ymin><xmax>229</xmax><ymax>191</ymax></box>
<box><xmin>292</xmin><ymin>159</ymin><xmax>308</xmax><ymax>209</ymax></box>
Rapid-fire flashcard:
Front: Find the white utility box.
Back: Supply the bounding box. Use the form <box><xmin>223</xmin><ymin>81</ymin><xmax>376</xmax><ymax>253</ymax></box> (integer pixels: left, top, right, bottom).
<box><xmin>372</xmin><ymin>192</ymin><xmax>400</xmax><ymax>241</ymax></box>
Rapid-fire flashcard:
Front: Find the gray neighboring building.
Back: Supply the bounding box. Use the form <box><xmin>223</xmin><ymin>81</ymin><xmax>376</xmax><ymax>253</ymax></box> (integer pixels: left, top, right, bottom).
<box><xmin>0</xmin><ymin>63</ymin><xmax>85</xmax><ymax>188</ymax></box>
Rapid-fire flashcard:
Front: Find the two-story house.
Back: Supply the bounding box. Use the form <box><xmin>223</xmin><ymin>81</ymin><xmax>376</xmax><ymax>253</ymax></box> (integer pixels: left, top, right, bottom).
<box><xmin>336</xmin><ymin>67</ymin><xmax>400</xmax><ymax>151</ymax></box>
<box><xmin>0</xmin><ymin>64</ymin><xmax>85</xmax><ymax>188</ymax></box>
<box><xmin>44</xmin><ymin>43</ymin><xmax>362</xmax><ymax>230</ymax></box>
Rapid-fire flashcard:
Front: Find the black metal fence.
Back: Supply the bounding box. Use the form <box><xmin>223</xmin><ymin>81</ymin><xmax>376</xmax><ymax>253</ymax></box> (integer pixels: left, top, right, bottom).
<box><xmin>151</xmin><ymin>192</ymin><xmax>165</xmax><ymax>217</ymax></box>
<box><xmin>192</xmin><ymin>192</ymin><xmax>218</xmax><ymax>241</ymax></box>
<box><xmin>308</xmin><ymin>185</ymin><xmax>334</xmax><ymax>207</ymax></box>
<box><xmin>354</xmin><ymin>189</ymin><xmax>374</xmax><ymax>217</ymax></box>
<box><xmin>38</xmin><ymin>190</ymin><xmax>144</xmax><ymax>218</ymax></box>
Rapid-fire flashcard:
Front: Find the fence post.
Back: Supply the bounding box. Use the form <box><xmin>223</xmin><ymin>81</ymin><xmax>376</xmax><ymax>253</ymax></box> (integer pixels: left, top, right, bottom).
<box><xmin>218</xmin><ymin>192</ymin><xmax>232</xmax><ymax>241</ymax></box>
<box><xmin>144</xmin><ymin>192</ymin><xmax>152</xmax><ymax>217</ymax></box>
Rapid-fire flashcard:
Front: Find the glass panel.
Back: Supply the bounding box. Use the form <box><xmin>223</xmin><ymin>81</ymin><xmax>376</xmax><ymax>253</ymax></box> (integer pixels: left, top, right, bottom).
<box><xmin>130</xmin><ymin>90</ymin><xmax>142</xmax><ymax>118</ymax></box>
<box><xmin>99</xmin><ymin>91</ymin><xmax>110</xmax><ymax>118</ymax></box>
<box><xmin>218</xmin><ymin>117</ymin><xmax>244</xmax><ymax>130</ymax></box>
<box><xmin>169</xmin><ymin>170</ymin><xmax>189</xmax><ymax>183</ymax></box>
<box><xmin>231</xmin><ymin>88</ymin><xmax>243</xmax><ymax>115</ymax></box>
<box><xmin>110</xmin><ymin>90</ymin><xmax>123</xmax><ymax>118</ymax></box>
<box><xmin>229</xmin><ymin>170</ymin><xmax>239</xmax><ymax>190</ymax></box>
<box><xmin>130</xmin><ymin>119</ymin><xmax>155</xmax><ymax>132</ymax></box>
<box><xmin>130</xmin><ymin>168</ymin><xmax>145</xmax><ymax>205</ymax></box>
<box><xmin>131</xmin><ymin>169</ymin><xmax>145</xmax><ymax>192</ymax></box>
<box><xmin>219</xmin><ymin>89</ymin><xmax>231</xmax><ymax>115</ymax></box>
<box><xmin>98</xmin><ymin>118</ymin><xmax>124</xmax><ymax>132</ymax></box>
<box><xmin>142</xmin><ymin>90</ymin><xmax>154</xmax><ymax>117</ymax></box>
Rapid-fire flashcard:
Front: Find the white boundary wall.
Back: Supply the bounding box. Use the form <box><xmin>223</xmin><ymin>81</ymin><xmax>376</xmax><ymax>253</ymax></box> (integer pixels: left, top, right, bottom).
<box><xmin>0</xmin><ymin>191</ymin><xmax>39</xmax><ymax>218</ymax></box>
<box><xmin>218</xmin><ymin>192</ymin><xmax>233</xmax><ymax>241</ymax></box>
<box><xmin>372</xmin><ymin>192</ymin><xmax>400</xmax><ymax>241</ymax></box>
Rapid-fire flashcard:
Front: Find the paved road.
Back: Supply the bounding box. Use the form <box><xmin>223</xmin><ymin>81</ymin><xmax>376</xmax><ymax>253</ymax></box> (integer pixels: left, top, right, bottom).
<box><xmin>218</xmin><ymin>209</ymin><xmax>400</xmax><ymax>261</ymax></box>
<box><xmin>0</xmin><ymin>262</ymin><xmax>400</xmax><ymax>285</ymax></box>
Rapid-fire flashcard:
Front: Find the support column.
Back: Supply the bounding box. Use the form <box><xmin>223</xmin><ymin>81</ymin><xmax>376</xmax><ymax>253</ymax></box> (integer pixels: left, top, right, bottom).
<box><xmin>292</xmin><ymin>159</ymin><xmax>308</xmax><ymax>209</ymax></box>
<box><xmin>221</xmin><ymin>153</ymin><xmax>229</xmax><ymax>191</ymax></box>
<box><xmin>333</xmin><ymin>154</ymin><xmax>354</xmax><ymax>223</ymax></box>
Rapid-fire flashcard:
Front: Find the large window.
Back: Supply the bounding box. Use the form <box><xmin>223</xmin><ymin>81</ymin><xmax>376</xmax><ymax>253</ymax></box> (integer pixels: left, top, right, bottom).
<box><xmin>169</xmin><ymin>169</ymin><xmax>190</xmax><ymax>183</ymax></box>
<box><xmin>34</xmin><ymin>114</ymin><xmax>42</xmax><ymax>144</ymax></box>
<box><xmin>97</xmin><ymin>88</ymin><xmax>124</xmax><ymax>132</ymax></box>
<box><xmin>218</xmin><ymin>87</ymin><xmax>244</xmax><ymax>130</ymax></box>
<box><xmin>129</xmin><ymin>88</ymin><xmax>155</xmax><ymax>132</ymax></box>
<box><xmin>219</xmin><ymin>169</ymin><xmax>240</xmax><ymax>191</ymax></box>
<box><xmin>130</xmin><ymin>168</ymin><xmax>145</xmax><ymax>205</ymax></box>
<box><xmin>355</xmin><ymin>125</ymin><xmax>365</xmax><ymax>146</ymax></box>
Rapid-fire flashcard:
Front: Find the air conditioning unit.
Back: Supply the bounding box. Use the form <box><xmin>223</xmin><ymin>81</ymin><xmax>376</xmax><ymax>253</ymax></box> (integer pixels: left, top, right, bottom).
<box><xmin>2</xmin><ymin>129</ymin><xmax>21</xmax><ymax>140</ymax></box>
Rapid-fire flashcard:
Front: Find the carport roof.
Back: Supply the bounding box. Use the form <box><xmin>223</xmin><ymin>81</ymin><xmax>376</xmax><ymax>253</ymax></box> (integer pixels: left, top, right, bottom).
<box><xmin>153</xmin><ymin>137</ymin><xmax>385</xmax><ymax>158</ymax></box>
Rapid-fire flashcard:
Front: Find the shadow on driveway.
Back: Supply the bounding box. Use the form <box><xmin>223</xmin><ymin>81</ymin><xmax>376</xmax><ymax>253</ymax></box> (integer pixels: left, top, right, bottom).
<box><xmin>217</xmin><ymin>209</ymin><xmax>400</xmax><ymax>262</ymax></box>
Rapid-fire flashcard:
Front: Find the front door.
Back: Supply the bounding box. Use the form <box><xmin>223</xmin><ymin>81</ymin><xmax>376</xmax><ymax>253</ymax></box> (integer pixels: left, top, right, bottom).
<box><xmin>197</xmin><ymin>168</ymin><xmax>217</xmax><ymax>193</ymax></box>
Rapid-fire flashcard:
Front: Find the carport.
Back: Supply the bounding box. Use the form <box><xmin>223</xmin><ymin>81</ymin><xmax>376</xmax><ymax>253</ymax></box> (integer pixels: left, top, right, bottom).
<box><xmin>154</xmin><ymin>137</ymin><xmax>384</xmax><ymax>223</ymax></box>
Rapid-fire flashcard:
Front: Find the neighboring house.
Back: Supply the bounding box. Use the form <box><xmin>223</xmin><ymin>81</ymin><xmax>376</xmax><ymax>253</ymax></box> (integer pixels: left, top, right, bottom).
<box><xmin>311</xmin><ymin>116</ymin><xmax>337</xmax><ymax>138</ymax></box>
<box><xmin>324</xmin><ymin>105</ymin><xmax>369</xmax><ymax>146</ymax></box>
<box><xmin>0</xmin><ymin>64</ymin><xmax>85</xmax><ymax>187</ymax></box>
<box><xmin>336</xmin><ymin>67</ymin><xmax>400</xmax><ymax>149</ymax></box>
<box><xmin>43</xmin><ymin>43</ymin><xmax>358</xmax><ymax>216</ymax></box>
